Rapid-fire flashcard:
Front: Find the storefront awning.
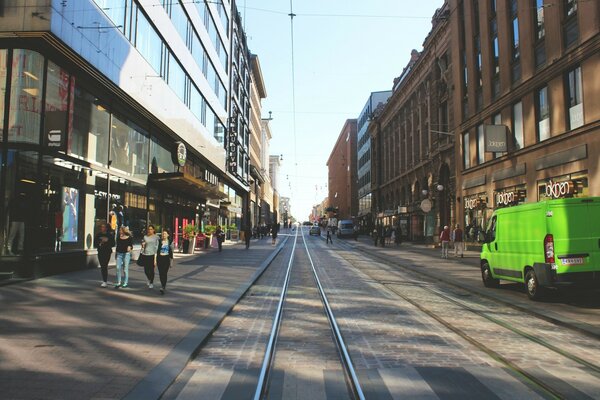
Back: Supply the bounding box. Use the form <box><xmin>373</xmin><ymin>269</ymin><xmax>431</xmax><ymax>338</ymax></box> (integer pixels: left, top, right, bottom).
<box><xmin>148</xmin><ymin>172</ymin><xmax>226</xmax><ymax>202</ymax></box>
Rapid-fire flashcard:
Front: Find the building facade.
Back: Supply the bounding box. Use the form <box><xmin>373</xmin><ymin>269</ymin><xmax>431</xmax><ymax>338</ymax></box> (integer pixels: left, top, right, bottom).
<box><xmin>371</xmin><ymin>3</ymin><xmax>454</xmax><ymax>242</ymax></box>
<box><xmin>327</xmin><ymin>119</ymin><xmax>358</xmax><ymax>220</ymax></box>
<box><xmin>268</xmin><ymin>154</ymin><xmax>281</xmax><ymax>223</ymax></box>
<box><xmin>356</xmin><ymin>90</ymin><xmax>391</xmax><ymax>233</ymax></box>
<box><xmin>0</xmin><ymin>0</ymin><xmax>252</xmax><ymax>276</ymax></box>
<box><xmin>248</xmin><ymin>54</ymin><xmax>273</xmax><ymax>231</ymax></box>
<box><xmin>450</xmin><ymin>0</ymin><xmax>600</xmax><ymax>240</ymax></box>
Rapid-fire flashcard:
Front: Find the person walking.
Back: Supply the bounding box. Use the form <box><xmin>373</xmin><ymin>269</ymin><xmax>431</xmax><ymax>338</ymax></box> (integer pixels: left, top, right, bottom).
<box><xmin>453</xmin><ymin>224</ymin><xmax>464</xmax><ymax>258</ymax></box>
<box><xmin>141</xmin><ymin>225</ymin><xmax>159</xmax><ymax>288</ymax></box>
<box><xmin>215</xmin><ymin>225</ymin><xmax>224</xmax><ymax>252</ymax></box>
<box><xmin>271</xmin><ymin>221</ymin><xmax>279</xmax><ymax>245</ymax></box>
<box><xmin>95</xmin><ymin>223</ymin><xmax>114</xmax><ymax>288</ymax></box>
<box><xmin>440</xmin><ymin>225</ymin><xmax>451</xmax><ymax>259</ymax></box>
<box><xmin>115</xmin><ymin>226</ymin><xmax>133</xmax><ymax>288</ymax></box>
<box><xmin>156</xmin><ymin>229</ymin><xmax>174</xmax><ymax>295</ymax></box>
<box><xmin>372</xmin><ymin>228</ymin><xmax>378</xmax><ymax>246</ymax></box>
<box><xmin>326</xmin><ymin>227</ymin><xmax>333</xmax><ymax>244</ymax></box>
<box><xmin>245</xmin><ymin>225</ymin><xmax>252</xmax><ymax>249</ymax></box>
<box><xmin>394</xmin><ymin>224</ymin><xmax>402</xmax><ymax>246</ymax></box>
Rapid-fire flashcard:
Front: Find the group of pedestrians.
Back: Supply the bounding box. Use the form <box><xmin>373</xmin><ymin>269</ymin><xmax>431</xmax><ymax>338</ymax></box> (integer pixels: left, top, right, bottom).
<box><xmin>94</xmin><ymin>224</ymin><xmax>174</xmax><ymax>295</ymax></box>
<box><xmin>439</xmin><ymin>224</ymin><xmax>465</xmax><ymax>258</ymax></box>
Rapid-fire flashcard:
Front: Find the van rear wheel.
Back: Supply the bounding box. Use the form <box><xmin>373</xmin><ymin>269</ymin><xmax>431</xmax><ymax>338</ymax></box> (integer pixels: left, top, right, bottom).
<box><xmin>481</xmin><ymin>262</ymin><xmax>499</xmax><ymax>288</ymax></box>
<box><xmin>525</xmin><ymin>269</ymin><xmax>545</xmax><ymax>301</ymax></box>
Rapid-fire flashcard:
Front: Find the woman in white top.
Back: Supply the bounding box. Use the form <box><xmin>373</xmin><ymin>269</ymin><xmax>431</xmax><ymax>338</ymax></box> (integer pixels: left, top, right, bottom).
<box><xmin>141</xmin><ymin>225</ymin><xmax>160</xmax><ymax>289</ymax></box>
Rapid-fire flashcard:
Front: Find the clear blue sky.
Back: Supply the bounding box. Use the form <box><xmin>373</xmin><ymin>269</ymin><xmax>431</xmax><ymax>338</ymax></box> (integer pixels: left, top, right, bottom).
<box><xmin>242</xmin><ymin>0</ymin><xmax>444</xmax><ymax>220</ymax></box>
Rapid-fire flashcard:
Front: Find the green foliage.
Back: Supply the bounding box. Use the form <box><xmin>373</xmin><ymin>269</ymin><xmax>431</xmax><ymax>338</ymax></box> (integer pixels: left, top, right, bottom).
<box><xmin>227</xmin><ymin>224</ymin><xmax>238</xmax><ymax>231</ymax></box>
<box><xmin>183</xmin><ymin>224</ymin><xmax>198</xmax><ymax>237</ymax></box>
<box><xmin>204</xmin><ymin>225</ymin><xmax>216</xmax><ymax>235</ymax></box>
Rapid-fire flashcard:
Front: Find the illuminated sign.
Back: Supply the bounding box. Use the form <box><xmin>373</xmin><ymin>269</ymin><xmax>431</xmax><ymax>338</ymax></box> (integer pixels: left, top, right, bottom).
<box><xmin>495</xmin><ymin>191</ymin><xmax>515</xmax><ymax>206</ymax></box>
<box><xmin>545</xmin><ymin>179</ymin><xmax>573</xmax><ymax>199</ymax></box>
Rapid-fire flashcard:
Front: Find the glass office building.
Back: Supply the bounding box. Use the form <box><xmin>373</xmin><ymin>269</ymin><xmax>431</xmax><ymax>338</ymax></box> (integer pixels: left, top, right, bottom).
<box><xmin>0</xmin><ymin>0</ymin><xmax>250</xmax><ymax>276</ymax></box>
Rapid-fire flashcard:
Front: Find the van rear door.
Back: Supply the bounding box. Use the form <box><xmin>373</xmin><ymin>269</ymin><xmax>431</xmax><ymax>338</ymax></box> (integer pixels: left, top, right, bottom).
<box><xmin>548</xmin><ymin>198</ymin><xmax>600</xmax><ymax>273</ymax></box>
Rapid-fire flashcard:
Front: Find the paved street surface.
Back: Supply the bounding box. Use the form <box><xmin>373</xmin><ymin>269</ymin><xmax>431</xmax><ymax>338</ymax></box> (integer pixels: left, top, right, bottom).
<box><xmin>2</xmin><ymin>229</ymin><xmax>600</xmax><ymax>399</ymax></box>
<box><xmin>0</xmin><ymin>237</ymin><xmax>285</xmax><ymax>400</ymax></box>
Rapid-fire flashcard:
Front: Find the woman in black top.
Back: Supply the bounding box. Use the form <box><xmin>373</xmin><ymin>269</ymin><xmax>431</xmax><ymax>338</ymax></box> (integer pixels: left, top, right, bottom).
<box><xmin>94</xmin><ymin>223</ymin><xmax>114</xmax><ymax>288</ymax></box>
<box><xmin>115</xmin><ymin>226</ymin><xmax>133</xmax><ymax>288</ymax></box>
<box><xmin>156</xmin><ymin>229</ymin><xmax>174</xmax><ymax>295</ymax></box>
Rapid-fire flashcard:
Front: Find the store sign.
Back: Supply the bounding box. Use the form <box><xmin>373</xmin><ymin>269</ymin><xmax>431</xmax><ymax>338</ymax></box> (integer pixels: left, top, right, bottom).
<box><xmin>545</xmin><ymin>179</ymin><xmax>573</xmax><ymax>199</ymax></box>
<box><xmin>465</xmin><ymin>197</ymin><xmax>485</xmax><ymax>210</ymax></box>
<box><xmin>227</xmin><ymin>130</ymin><xmax>238</xmax><ymax>174</ymax></box>
<box><xmin>420</xmin><ymin>199</ymin><xmax>432</xmax><ymax>213</ymax></box>
<box><xmin>484</xmin><ymin>125</ymin><xmax>508</xmax><ymax>152</ymax></box>
<box><xmin>174</xmin><ymin>142</ymin><xmax>187</xmax><ymax>167</ymax></box>
<box><xmin>495</xmin><ymin>191</ymin><xmax>515</xmax><ymax>207</ymax></box>
<box><xmin>204</xmin><ymin>170</ymin><xmax>219</xmax><ymax>186</ymax></box>
<box><xmin>94</xmin><ymin>190</ymin><xmax>121</xmax><ymax>201</ymax></box>
<box><xmin>44</xmin><ymin>111</ymin><xmax>67</xmax><ymax>150</ymax></box>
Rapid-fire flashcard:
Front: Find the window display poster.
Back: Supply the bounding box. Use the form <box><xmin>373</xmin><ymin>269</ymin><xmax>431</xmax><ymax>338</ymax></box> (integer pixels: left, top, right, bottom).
<box><xmin>62</xmin><ymin>187</ymin><xmax>79</xmax><ymax>242</ymax></box>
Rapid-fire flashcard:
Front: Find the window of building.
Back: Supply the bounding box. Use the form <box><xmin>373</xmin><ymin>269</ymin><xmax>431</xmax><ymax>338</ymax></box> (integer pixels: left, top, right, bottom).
<box><xmin>169</xmin><ymin>0</ymin><xmax>190</xmax><ymax>47</ymax></box>
<box><xmin>8</xmin><ymin>49</ymin><xmax>44</xmax><ymax>143</ymax></box>
<box><xmin>93</xmin><ymin>0</ymin><xmax>126</xmax><ymax>34</ymax></box>
<box><xmin>135</xmin><ymin>10</ymin><xmax>162</xmax><ymax>74</ymax></box>
<box><xmin>150</xmin><ymin>137</ymin><xmax>175</xmax><ymax>174</ymax></box>
<box><xmin>563</xmin><ymin>0</ymin><xmax>578</xmax><ymax>48</ymax></box>
<box><xmin>566</xmin><ymin>66</ymin><xmax>584</xmax><ymax>130</ymax></box>
<box><xmin>69</xmin><ymin>84</ymin><xmax>110</xmax><ymax>167</ymax></box>
<box><xmin>477</xmin><ymin>124</ymin><xmax>485</xmax><ymax>165</ymax></box>
<box><xmin>511</xmin><ymin>16</ymin><xmax>520</xmax><ymax>59</ymax></box>
<box><xmin>0</xmin><ymin>49</ymin><xmax>7</xmax><ymax>140</ymax></box>
<box><xmin>167</xmin><ymin>53</ymin><xmax>186</xmax><ymax>102</ymax></box>
<box><xmin>534</xmin><ymin>0</ymin><xmax>545</xmax><ymax>39</ymax></box>
<box><xmin>463</xmin><ymin>132</ymin><xmax>470</xmax><ymax>169</ymax></box>
<box><xmin>190</xmin><ymin>85</ymin><xmax>205</xmax><ymax>125</ymax></box>
<box><xmin>536</xmin><ymin>86</ymin><xmax>550</xmax><ymax>141</ymax></box>
<box><xmin>512</xmin><ymin>101</ymin><xmax>524</xmax><ymax>151</ymax></box>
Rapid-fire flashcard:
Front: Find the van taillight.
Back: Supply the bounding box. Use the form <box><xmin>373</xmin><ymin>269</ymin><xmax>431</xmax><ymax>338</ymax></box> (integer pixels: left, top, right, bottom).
<box><xmin>544</xmin><ymin>234</ymin><xmax>555</xmax><ymax>264</ymax></box>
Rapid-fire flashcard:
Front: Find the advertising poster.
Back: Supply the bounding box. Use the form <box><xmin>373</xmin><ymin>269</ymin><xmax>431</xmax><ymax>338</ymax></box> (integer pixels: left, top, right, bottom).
<box><xmin>62</xmin><ymin>187</ymin><xmax>79</xmax><ymax>242</ymax></box>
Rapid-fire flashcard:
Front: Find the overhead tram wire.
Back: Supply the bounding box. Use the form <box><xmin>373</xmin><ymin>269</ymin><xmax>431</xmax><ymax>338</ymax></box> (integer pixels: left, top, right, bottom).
<box><xmin>289</xmin><ymin>0</ymin><xmax>298</xmax><ymax>204</ymax></box>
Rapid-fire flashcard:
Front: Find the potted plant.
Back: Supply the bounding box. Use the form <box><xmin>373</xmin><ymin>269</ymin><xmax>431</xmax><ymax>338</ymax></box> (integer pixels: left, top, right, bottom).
<box><xmin>204</xmin><ymin>225</ymin><xmax>216</xmax><ymax>248</ymax></box>
<box><xmin>182</xmin><ymin>224</ymin><xmax>198</xmax><ymax>254</ymax></box>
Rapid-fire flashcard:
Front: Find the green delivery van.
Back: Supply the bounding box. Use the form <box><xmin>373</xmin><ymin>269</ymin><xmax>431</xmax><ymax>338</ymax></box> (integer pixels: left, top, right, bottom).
<box><xmin>480</xmin><ymin>197</ymin><xmax>600</xmax><ymax>300</ymax></box>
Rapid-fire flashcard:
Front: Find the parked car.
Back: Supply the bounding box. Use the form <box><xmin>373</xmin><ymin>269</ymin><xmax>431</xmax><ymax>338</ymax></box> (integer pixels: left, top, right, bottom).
<box><xmin>336</xmin><ymin>220</ymin><xmax>355</xmax><ymax>238</ymax></box>
<box><xmin>309</xmin><ymin>224</ymin><xmax>321</xmax><ymax>236</ymax></box>
<box><xmin>480</xmin><ymin>197</ymin><xmax>600</xmax><ymax>300</ymax></box>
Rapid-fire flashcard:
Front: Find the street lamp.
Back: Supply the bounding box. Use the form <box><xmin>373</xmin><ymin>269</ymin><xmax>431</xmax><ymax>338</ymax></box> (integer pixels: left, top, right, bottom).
<box><xmin>436</xmin><ymin>184</ymin><xmax>444</xmax><ymax>192</ymax></box>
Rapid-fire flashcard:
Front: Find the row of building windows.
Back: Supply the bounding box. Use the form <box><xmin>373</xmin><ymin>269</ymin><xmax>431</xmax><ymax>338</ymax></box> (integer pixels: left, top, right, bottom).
<box><xmin>459</xmin><ymin>0</ymin><xmax>580</xmax><ymax>120</ymax></box>
<box><xmin>92</xmin><ymin>0</ymin><xmax>227</xmax><ymax>143</ymax></box>
<box><xmin>462</xmin><ymin>65</ymin><xmax>583</xmax><ymax>169</ymax></box>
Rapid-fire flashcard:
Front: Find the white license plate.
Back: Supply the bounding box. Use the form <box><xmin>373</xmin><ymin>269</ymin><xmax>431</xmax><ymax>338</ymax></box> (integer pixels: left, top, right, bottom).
<box><xmin>560</xmin><ymin>257</ymin><xmax>584</xmax><ymax>265</ymax></box>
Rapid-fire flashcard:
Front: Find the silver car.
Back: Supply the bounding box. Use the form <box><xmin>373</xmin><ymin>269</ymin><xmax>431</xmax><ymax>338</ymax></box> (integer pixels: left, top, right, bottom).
<box><xmin>309</xmin><ymin>224</ymin><xmax>321</xmax><ymax>236</ymax></box>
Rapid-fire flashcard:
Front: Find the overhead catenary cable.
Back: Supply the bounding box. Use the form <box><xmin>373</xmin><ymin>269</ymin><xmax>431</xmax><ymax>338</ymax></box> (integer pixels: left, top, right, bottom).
<box><xmin>289</xmin><ymin>0</ymin><xmax>298</xmax><ymax>205</ymax></box>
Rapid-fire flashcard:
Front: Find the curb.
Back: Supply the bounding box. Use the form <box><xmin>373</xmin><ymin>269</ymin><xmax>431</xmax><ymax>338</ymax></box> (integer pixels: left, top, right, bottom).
<box><xmin>122</xmin><ymin>236</ymin><xmax>290</xmax><ymax>400</ymax></box>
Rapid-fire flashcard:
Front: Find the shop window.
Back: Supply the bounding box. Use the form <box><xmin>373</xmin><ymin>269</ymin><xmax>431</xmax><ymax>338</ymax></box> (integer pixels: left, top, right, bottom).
<box><xmin>566</xmin><ymin>66</ymin><xmax>583</xmax><ymax>130</ymax></box>
<box><xmin>109</xmin><ymin>116</ymin><xmax>149</xmax><ymax>180</ymax></box>
<box><xmin>150</xmin><ymin>137</ymin><xmax>175</xmax><ymax>174</ymax></box>
<box><xmin>512</xmin><ymin>101</ymin><xmax>524</xmax><ymax>150</ymax></box>
<box><xmin>538</xmin><ymin>172</ymin><xmax>588</xmax><ymax>201</ymax></box>
<box><xmin>8</xmin><ymin>49</ymin><xmax>44</xmax><ymax>143</ymax></box>
<box><xmin>0</xmin><ymin>49</ymin><xmax>6</xmax><ymax>140</ymax></box>
<box><xmin>44</xmin><ymin>61</ymin><xmax>70</xmax><ymax>149</ymax></box>
<box><xmin>69</xmin><ymin>85</ymin><xmax>110</xmax><ymax>167</ymax></box>
<box><xmin>3</xmin><ymin>151</ymin><xmax>39</xmax><ymax>256</ymax></box>
<box><xmin>536</xmin><ymin>86</ymin><xmax>550</xmax><ymax>141</ymax></box>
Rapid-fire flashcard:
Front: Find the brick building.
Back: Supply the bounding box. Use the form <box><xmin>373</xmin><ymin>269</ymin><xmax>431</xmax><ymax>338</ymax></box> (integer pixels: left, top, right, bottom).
<box><xmin>327</xmin><ymin>119</ymin><xmax>358</xmax><ymax>220</ymax></box>
<box><xmin>449</xmin><ymin>0</ymin><xmax>600</xmax><ymax>239</ymax></box>
<box><xmin>370</xmin><ymin>3</ymin><xmax>454</xmax><ymax>242</ymax></box>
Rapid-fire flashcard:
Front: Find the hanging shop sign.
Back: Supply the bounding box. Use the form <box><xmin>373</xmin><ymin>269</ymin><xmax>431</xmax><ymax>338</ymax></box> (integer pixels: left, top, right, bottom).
<box><xmin>420</xmin><ymin>199</ymin><xmax>432</xmax><ymax>213</ymax></box>
<box><xmin>172</xmin><ymin>142</ymin><xmax>187</xmax><ymax>167</ymax></box>
<box><xmin>484</xmin><ymin>125</ymin><xmax>508</xmax><ymax>152</ymax></box>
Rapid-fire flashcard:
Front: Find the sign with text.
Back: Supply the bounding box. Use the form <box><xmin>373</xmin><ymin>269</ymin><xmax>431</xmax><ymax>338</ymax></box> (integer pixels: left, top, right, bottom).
<box><xmin>545</xmin><ymin>179</ymin><xmax>574</xmax><ymax>199</ymax></box>
<box><xmin>484</xmin><ymin>125</ymin><xmax>508</xmax><ymax>152</ymax></box>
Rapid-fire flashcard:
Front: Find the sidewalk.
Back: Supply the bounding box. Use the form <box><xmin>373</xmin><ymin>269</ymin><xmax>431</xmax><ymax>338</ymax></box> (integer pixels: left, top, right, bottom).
<box><xmin>0</xmin><ymin>237</ymin><xmax>286</xmax><ymax>400</ymax></box>
<box><xmin>338</xmin><ymin>235</ymin><xmax>600</xmax><ymax>338</ymax></box>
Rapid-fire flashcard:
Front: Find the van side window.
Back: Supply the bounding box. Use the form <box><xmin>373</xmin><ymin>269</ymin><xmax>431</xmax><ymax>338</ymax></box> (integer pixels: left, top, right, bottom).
<box><xmin>488</xmin><ymin>216</ymin><xmax>497</xmax><ymax>242</ymax></box>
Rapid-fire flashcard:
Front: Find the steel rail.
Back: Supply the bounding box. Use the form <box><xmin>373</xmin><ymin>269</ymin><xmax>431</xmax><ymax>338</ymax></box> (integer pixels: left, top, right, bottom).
<box><xmin>253</xmin><ymin>227</ymin><xmax>299</xmax><ymax>400</ymax></box>
<box><xmin>301</xmin><ymin>230</ymin><xmax>366</xmax><ymax>400</ymax></box>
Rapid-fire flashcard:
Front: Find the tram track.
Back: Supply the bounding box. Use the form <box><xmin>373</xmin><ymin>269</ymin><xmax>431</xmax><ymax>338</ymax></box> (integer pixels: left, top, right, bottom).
<box><xmin>254</xmin><ymin>226</ymin><xmax>364</xmax><ymax>400</ymax></box>
<box><xmin>332</xmin><ymin>238</ymin><xmax>600</xmax><ymax>400</ymax></box>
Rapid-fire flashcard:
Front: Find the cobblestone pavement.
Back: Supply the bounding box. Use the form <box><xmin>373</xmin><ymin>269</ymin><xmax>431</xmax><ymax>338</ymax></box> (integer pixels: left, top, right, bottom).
<box><xmin>0</xmin><ymin>238</ymin><xmax>282</xmax><ymax>400</ymax></box>
<box><xmin>320</xmin><ymin>237</ymin><xmax>600</xmax><ymax>399</ymax></box>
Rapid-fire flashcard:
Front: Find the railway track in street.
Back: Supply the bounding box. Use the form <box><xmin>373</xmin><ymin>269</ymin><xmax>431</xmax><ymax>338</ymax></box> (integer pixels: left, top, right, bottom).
<box><xmin>331</xmin><ymin>238</ymin><xmax>600</xmax><ymax>400</ymax></box>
